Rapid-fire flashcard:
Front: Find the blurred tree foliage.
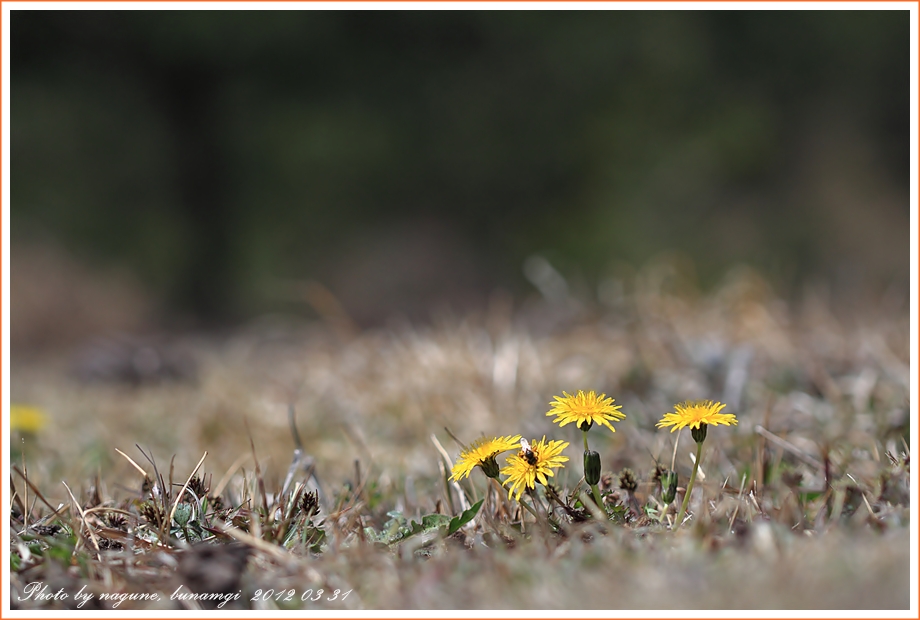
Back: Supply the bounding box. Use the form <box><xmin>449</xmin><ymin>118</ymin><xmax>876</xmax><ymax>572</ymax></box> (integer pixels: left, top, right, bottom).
<box><xmin>12</xmin><ymin>11</ymin><xmax>908</xmax><ymax>323</ymax></box>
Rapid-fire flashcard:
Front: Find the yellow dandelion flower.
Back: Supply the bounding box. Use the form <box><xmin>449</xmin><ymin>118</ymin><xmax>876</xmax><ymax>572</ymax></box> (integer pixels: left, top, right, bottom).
<box><xmin>659</xmin><ymin>400</ymin><xmax>737</xmax><ymax>527</ymax></box>
<box><xmin>450</xmin><ymin>434</ymin><xmax>522</xmax><ymax>481</ymax></box>
<box><xmin>500</xmin><ymin>436</ymin><xmax>569</xmax><ymax>501</ymax></box>
<box><xmin>10</xmin><ymin>404</ymin><xmax>47</xmax><ymax>433</ymax></box>
<box><xmin>656</xmin><ymin>400</ymin><xmax>738</xmax><ymax>433</ymax></box>
<box><xmin>547</xmin><ymin>390</ymin><xmax>625</xmax><ymax>433</ymax></box>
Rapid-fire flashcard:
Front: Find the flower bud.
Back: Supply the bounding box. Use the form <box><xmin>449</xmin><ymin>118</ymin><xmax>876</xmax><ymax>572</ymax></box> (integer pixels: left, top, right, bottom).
<box><xmin>661</xmin><ymin>470</ymin><xmax>678</xmax><ymax>504</ymax></box>
<box><xmin>691</xmin><ymin>423</ymin><xmax>708</xmax><ymax>444</ymax></box>
<box><xmin>584</xmin><ymin>450</ymin><xmax>601</xmax><ymax>486</ymax></box>
<box><xmin>479</xmin><ymin>454</ymin><xmax>501</xmax><ymax>480</ymax></box>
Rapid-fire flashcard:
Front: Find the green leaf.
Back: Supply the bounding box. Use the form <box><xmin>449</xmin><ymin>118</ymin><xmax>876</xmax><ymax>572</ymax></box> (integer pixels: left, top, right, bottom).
<box><xmin>419</xmin><ymin>513</ymin><xmax>451</xmax><ymax>530</ymax></box>
<box><xmin>387</xmin><ymin>513</ymin><xmax>451</xmax><ymax>545</ymax></box>
<box><xmin>173</xmin><ymin>502</ymin><xmax>193</xmax><ymax>527</ymax></box>
<box><xmin>306</xmin><ymin>525</ymin><xmax>327</xmax><ymax>553</ymax></box>
<box><xmin>46</xmin><ymin>534</ymin><xmax>77</xmax><ymax>567</ymax></box>
<box><xmin>363</xmin><ymin>526</ymin><xmax>384</xmax><ymax>543</ymax></box>
<box><xmin>448</xmin><ymin>499</ymin><xmax>484</xmax><ymax>535</ymax></box>
<box><xmin>801</xmin><ymin>491</ymin><xmax>825</xmax><ymax>503</ymax></box>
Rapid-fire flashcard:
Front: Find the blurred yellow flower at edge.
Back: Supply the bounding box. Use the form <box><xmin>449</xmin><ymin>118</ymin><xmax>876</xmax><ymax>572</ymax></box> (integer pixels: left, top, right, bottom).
<box><xmin>10</xmin><ymin>404</ymin><xmax>48</xmax><ymax>433</ymax></box>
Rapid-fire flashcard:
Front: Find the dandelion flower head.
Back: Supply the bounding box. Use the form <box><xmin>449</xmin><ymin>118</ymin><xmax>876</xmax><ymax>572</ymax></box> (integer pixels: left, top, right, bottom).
<box><xmin>10</xmin><ymin>404</ymin><xmax>47</xmax><ymax>433</ymax></box>
<box><xmin>656</xmin><ymin>400</ymin><xmax>738</xmax><ymax>432</ymax></box>
<box><xmin>450</xmin><ymin>434</ymin><xmax>522</xmax><ymax>481</ymax></box>
<box><xmin>500</xmin><ymin>436</ymin><xmax>569</xmax><ymax>501</ymax></box>
<box><xmin>547</xmin><ymin>390</ymin><xmax>625</xmax><ymax>432</ymax></box>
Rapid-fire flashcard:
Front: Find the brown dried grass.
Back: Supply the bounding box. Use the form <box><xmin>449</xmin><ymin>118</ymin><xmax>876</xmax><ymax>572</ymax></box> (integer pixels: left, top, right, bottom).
<box><xmin>9</xmin><ymin>263</ymin><xmax>911</xmax><ymax>610</ymax></box>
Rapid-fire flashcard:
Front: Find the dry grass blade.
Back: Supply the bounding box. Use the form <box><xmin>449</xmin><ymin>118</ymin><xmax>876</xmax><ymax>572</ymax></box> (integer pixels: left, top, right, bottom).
<box><xmin>212</xmin><ymin>452</ymin><xmax>252</xmax><ymax>498</ymax></box>
<box><xmin>61</xmin><ymin>480</ymin><xmax>101</xmax><ymax>553</ymax></box>
<box><xmin>115</xmin><ymin>447</ymin><xmax>149</xmax><ymax>478</ymax></box>
<box><xmin>21</xmin><ymin>460</ymin><xmax>29</xmax><ymax>530</ymax></box>
<box><xmin>9</xmin><ymin>475</ymin><xmax>26</xmax><ymax>520</ymax></box>
<box><xmin>430</xmin><ymin>433</ymin><xmax>468</xmax><ymax>513</ymax></box>
<box><xmin>217</xmin><ymin>522</ymin><xmax>292</xmax><ymax>563</ymax></box>
<box><xmin>727</xmin><ymin>473</ymin><xmax>747</xmax><ymax>532</ymax></box>
<box><xmin>280</xmin><ymin>402</ymin><xmax>323</xmax><ymax>506</ymax></box>
<box><xmin>83</xmin><ymin>506</ymin><xmax>136</xmax><ymax>520</ymax></box>
<box><xmin>755</xmin><ymin>425</ymin><xmax>823</xmax><ymax>470</ymax></box>
<box><xmin>244</xmin><ymin>419</ymin><xmax>269</xmax><ymax>516</ymax></box>
<box><xmin>168</xmin><ymin>451</ymin><xmax>208</xmax><ymax>526</ymax></box>
<box><xmin>12</xmin><ymin>465</ymin><xmax>68</xmax><ymax>523</ymax></box>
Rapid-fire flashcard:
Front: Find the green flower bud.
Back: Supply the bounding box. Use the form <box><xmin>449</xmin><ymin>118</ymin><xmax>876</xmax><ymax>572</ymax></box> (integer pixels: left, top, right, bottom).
<box><xmin>661</xmin><ymin>470</ymin><xmax>678</xmax><ymax>504</ymax></box>
<box><xmin>479</xmin><ymin>454</ymin><xmax>501</xmax><ymax>480</ymax></box>
<box><xmin>691</xmin><ymin>423</ymin><xmax>708</xmax><ymax>444</ymax></box>
<box><xmin>584</xmin><ymin>450</ymin><xmax>601</xmax><ymax>486</ymax></box>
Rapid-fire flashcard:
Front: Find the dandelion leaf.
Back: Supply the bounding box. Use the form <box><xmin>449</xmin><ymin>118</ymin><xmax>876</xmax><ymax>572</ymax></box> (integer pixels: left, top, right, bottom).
<box><xmin>448</xmin><ymin>499</ymin><xmax>484</xmax><ymax>535</ymax></box>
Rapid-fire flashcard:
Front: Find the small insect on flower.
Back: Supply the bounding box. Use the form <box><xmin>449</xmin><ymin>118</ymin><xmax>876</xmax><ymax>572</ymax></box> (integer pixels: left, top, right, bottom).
<box><xmin>520</xmin><ymin>438</ymin><xmax>539</xmax><ymax>466</ymax></box>
<box><xmin>501</xmin><ymin>436</ymin><xmax>570</xmax><ymax>501</ymax></box>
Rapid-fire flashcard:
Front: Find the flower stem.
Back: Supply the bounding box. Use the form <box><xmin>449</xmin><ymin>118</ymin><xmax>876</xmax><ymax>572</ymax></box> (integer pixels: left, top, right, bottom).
<box><xmin>582</xmin><ymin>429</ymin><xmax>589</xmax><ymax>452</ymax></box>
<box><xmin>519</xmin><ymin>497</ymin><xmax>540</xmax><ymax>521</ymax></box>
<box><xmin>590</xmin><ymin>483</ymin><xmax>605</xmax><ymax>510</ymax></box>
<box><xmin>670</xmin><ymin>428</ymin><xmax>681</xmax><ymax>472</ymax></box>
<box><xmin>675</xmin><ymin>439</ymin><xmax>704</xmax><ymax>528</ymax></box>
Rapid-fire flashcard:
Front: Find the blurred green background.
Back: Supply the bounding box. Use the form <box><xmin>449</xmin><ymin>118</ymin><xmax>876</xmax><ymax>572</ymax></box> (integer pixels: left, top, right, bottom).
<box><xmin>11</xmin><ymin>10</ymin><xmax>909</xmax><ymax>344</ymax></box>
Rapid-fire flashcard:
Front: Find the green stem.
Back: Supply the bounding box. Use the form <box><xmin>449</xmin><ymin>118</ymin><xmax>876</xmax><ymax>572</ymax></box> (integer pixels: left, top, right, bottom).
<box><xmin>590</xmin><ymin>483</ymin><xmax>605</xmax><ymax>510</ymax></box>
<box><xmin>519</xmin><ymin>497</ymin><xmax>540</xmax><ymax>520</ymax></box>
<box><xmin>582</xmin><ymin>429</ymin><xmax>590</xmax><ymax>452</ymax></box>
<box><xmin>675</xmin><ymin>440</ymin><xmax>704</xmax><ymax>528</ymax></box>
